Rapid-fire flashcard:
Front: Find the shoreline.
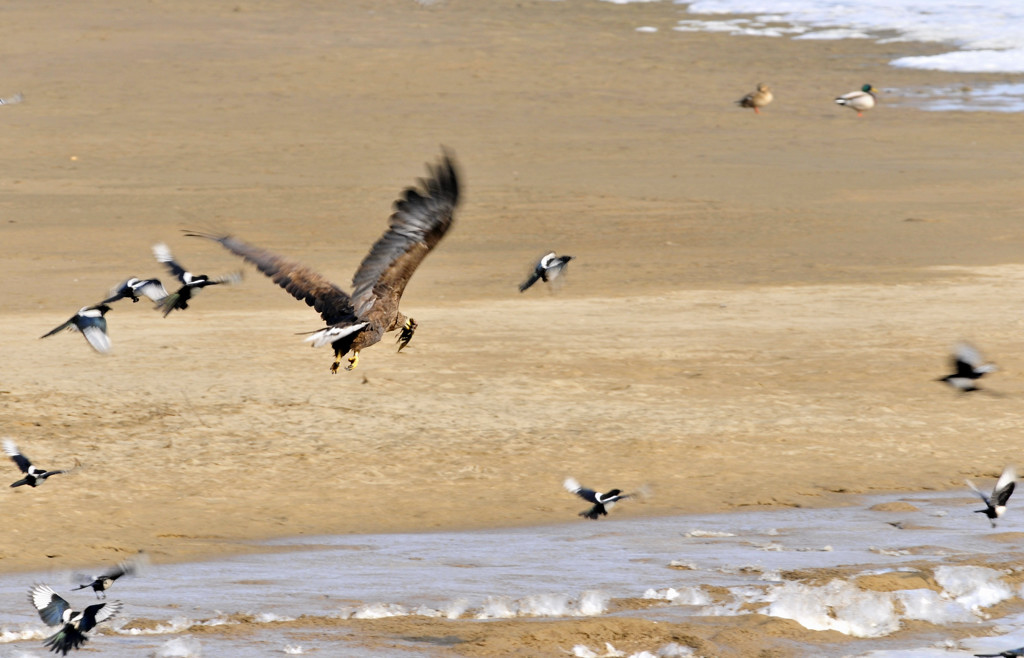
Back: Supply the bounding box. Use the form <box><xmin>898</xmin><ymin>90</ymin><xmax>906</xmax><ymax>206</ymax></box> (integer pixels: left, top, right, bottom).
<box><xmin>1</xmin><ymin>7</ymin><xmax>1024</xmax><ymax>652</ymax></box>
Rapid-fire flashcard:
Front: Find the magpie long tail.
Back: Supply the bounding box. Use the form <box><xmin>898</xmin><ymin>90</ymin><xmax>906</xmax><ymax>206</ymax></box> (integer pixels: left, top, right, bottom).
<box><xmin>519</xmin><ymin>272</ymin><xmax>540</xmax><ymax>293</ymax></box>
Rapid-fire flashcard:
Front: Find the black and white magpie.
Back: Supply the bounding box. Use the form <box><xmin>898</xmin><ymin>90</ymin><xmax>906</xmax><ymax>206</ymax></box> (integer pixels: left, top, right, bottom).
<box><xmin>564</xmin><ymin>477</ymin><xmax>630</xmax><ymax>520</ymax></box>
<box><xmin>100</xmin><ymin>277</ymin><xmax>169</xmax><ymax>305</ymax></box>
<box><xmin>975</xmin><ymin>647</ymin><xmax>1024</xmax><ymax>657</ymax></box>
<box><xmin>966</xmin><ymin>466</ymin><xmax>1016</xmax><ymax>527</ymax></box>
<box><xmin>519</xmin><ymin>252</ymin><xmax>573</xmax><ymax>292</ymax></box>
<box><xmin>938</xmin><ymin>341</ymin><xmax>997</xmax><ymax>392</ymax></box>
<box><xmin>72</xmin><ymin>554</ymin><xmax>145</xmax><ymax>599</ymax></box>
<box><xmin>40</xmin><ymin>305</ymin><xmax>112</xmax><ymax>354</ymax></box>
<box><xmin>3</xmin><ymin>439</ymin><xmax>72</xmax><ymax>488</ymax></box>
<box><xmin>28</xmin><ymin>584</ymin><xmax>122</xmax><ymax>655</ymax></box>
<box><xmin>152</xmin><ymin>243</ymin><xmax>241</xmax><ymax>316</ymax></box>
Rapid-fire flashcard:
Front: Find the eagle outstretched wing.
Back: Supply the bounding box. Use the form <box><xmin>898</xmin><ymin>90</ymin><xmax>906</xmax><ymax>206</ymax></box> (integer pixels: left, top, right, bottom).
<box><xmin>350</xmin><ymin>152</ymin><xmax>459</xmax><ymax>324</ymax></box>
<box><xmin>184</xmin><ymin>233</ymin><xmax>358</xmax><ymax>326</ymax></box>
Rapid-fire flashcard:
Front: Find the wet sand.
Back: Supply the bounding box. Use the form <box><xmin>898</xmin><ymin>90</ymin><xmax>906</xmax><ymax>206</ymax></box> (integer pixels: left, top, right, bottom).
<box><xmin>2</xmin><ymin>0</ymin><xmax>1024</xmax><ymax>654</ymax></box>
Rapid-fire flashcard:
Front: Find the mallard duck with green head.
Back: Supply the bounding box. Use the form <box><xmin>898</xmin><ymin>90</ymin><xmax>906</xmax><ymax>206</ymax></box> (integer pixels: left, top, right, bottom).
<box><xmin>835</xmin><ymin>84</ymin><xmax>877</xmax><ymax>117</ymax></box>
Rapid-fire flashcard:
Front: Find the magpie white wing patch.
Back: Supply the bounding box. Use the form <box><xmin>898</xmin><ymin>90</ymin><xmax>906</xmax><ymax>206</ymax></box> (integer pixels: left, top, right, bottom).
<box><xmin>138</xmin><ymin>280</ymin><xmax>169</xmax><ymax>302</ymax></box>
<box><xmin>89</xmin><ymin>599</ymin><xmax>123</xmax><ymax>626</ymax></box>
<box><xmin>81</xmin><ymin>326</ymin><xmax>111</xmax><ymax>354</ymax></box>
<box><xmin>965</xmin><ymin>478</ymin><xmax>990</xmax><ymax>505</ymax></box>
<box><xmin>152</xmin><ymin>243</ymin><xmax>173</xmax><ymax>264</ymax></box>
<box><xmin>29</xmin><ymin>584</ymin><xmax>69</xmax><ymax>626</ymax></box>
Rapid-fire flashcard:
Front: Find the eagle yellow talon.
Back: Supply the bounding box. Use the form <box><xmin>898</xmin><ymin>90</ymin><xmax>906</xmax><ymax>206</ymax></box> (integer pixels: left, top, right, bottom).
<box><xmin>331</xmin><ymin>354</ymin><xmax>342</xmax><ymax>374</ymax></box>
<box><xmin>397</xmin><ymin>318</ymin><xmax>417</xmax><ymax>352</ymax></box>
<box><xmin>345</xmin><ymin>352</ymin><xmax>360</xmax><ymax>371</ymax></box>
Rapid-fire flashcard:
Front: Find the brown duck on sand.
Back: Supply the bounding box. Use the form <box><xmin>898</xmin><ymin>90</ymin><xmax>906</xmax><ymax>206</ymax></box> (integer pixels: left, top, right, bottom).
<box><xmin>736</xmin><ymin>83</ymin><xmax>773</xmax><ymax>114</ymax></box>
<box><xmin>187</xmin><ymin>150</ymin><xmax>460</xmax><ymax>373</ymax></box>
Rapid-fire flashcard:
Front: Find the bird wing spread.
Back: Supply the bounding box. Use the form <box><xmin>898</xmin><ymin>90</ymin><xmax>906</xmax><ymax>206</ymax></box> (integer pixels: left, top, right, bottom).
<box><xmin>81</xmin><ymin>325</ymin><xmax>111</xmax><ymax>354</ymax></box>
<box><xmin>153</xmin><ymin>243</ymin><xmax>191</xmax><ymax>283</ymax></box>
<box><xmin>40</xmin><ymin>320</ymin><xmax>74</xmax><ymax>339</ymax></box>
<box><xmin>137</xmin><ymin>279</ymin><xmax>170</xmax><ymax>302</ymax></box>
<box><xmin>994</xmin><ymin>467</ymin><xmax>1017</xmax><ymax>506</ymax></box>
<box><xmin>80</xmin><ymin>600</ymin><xmax>122</xmax><ymax>631</ymax></box>
<box><xmin>187</xmin><ymin>234</ymin><xmax>358</xmax><ymax>326</ymax></box>
<box><xmin>349</xmin><ymin>153</ymin><xmax>459</xmax><ymax>324</ymax></box>
<box><xmin>966</xmin><ymin>479</ymin><xmax>992</xmax><ymax>506</ymax></box>
<box><xmin>564</xmin><ymin>478</ymin><xmax>599</xmax><ymax>504</ymax></box>
<box><xmin>3</xmin><ymin>439</ymin><xmax>31</xmax><ymax>474</ymax></box>
<box><xmin>29</xmin><ymin>585</ymin><xmax>69</xmax><ymax>626</ymax></box>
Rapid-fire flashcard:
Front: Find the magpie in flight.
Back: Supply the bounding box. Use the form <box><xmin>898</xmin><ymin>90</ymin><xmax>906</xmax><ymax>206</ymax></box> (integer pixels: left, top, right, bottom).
<box><xmin>966</xmin><ymin>465</ymin><xmax>1016</xmax><ymax>527</ymax></box>
<box><xmin>40</xmin><ymin>305</ymin><xmax>112</xmax><ymax>354</ymax></box>
<box><xmin>3</xmin><ymin>439</ymin><xmax>73</xmax><ymax>488</ymax></box>
<box><xmin>519</xmin><ymin>252</ymin><xmax>573</xmax><ymax>293</ymax></box>
<box><xmin>938</xmin><ymin>341</ymin><xmax>997</xmax><ymax>392</ymax></box>
<box><xmin>100</xmin><ymin>277</ymin><xmax>169</xmax><ymax>305</ymax></box>
<box><xmin>975</xmin><ymin>647</ymin><xmax>1024</xmax><ymax>657</ymax></box>
<box><xmin>72</xmin><ymin>554</ymin><xmax>146</xmax><ymax>599</ymax></box>
<box><xmin>152</xmin><ymin>242</ymin><xmax>241</xmax><ymax>316</ymax></box>
<box><xmin>28</xmin><ymin>584</ymin><xmax>122</xmax><ymax>655</ymax></box>
<box><xmin>564</xmin><ymin>477</ymin><xmax>630</xmax><ymax>519</ymax></box>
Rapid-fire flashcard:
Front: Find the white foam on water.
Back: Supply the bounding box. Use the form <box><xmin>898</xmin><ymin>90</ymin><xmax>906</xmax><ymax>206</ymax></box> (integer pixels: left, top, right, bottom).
<box><xmin>673</xmin><ymin>19</ymin><xmax>807</xmax><ymax>38</ymax></box>
<box><xmin>442</xmin><ymin>598</ymin><xmax>469</xmax><ymax>619</ymax></box>
<box><xmin>666</xmin><ymin>0</ymin><xmax>1024</xmax><ymax>77</ymax></box>
<box><xmin>282</xmin><ymin>646</ymin><xmax>305</xmax><ymax>655</ymax></box>
<box><xmin>641</xmin><ymin>586</ymin><xmax>711</xmax><ymax>605</ymax></box>
<box><xmin>894</xmin><ymin>48</ymin><xmax>1024</xmax><ymax>73</ymax></box>
<box><xmin>346</xmin><ymin>602</ymin><xmax>410</xmax><ymax>619</ymax></box>
<box><xmin>116</xmin><ymin>617</ymin><xmax>195</xmax><ymax>636</ymax></box>
<box><xmin>475</xmin><ymin>590</ymin><xmax>609</xmax><ymax>618</ymax></box>
<box><xmin>636</xmin><ymin>26</ymin><xmax>659</xmax><ymax>33</ymax></box>
<box><xmin>684</xmin><ymin>529</ymin><xmax>736</xmax><ymax>538</ymax></box>
<box><xmin>892</xmin><ymin>589</ymin><xmax>975</xmax><ymax>625</ymax></box>
<box><xmin>795</xmin><ymin>28</ymin><xmax>871</xmax><ymax>40</ymax></box>
<box><xmin>0</xmin><ymin>627</ymin><xmax>45</xmax><ymax>643</ymax></box>
<box><xmin>572</xmin><ymin>642</ymin><xmax>696</xmax><ymax>658</ymax></box>
<box><xmin>904</xmin><ymin>82</ymin><xmax>1024</xmax><ymax>112</ymax></box>
<box><xmin>762</xmin><ymin>580</ymin><xmax>900</xmax><ymax>637</ymax></box>
<box><xmin>573</xmin><ymin>642</ymin><xmax>625</xmax><ymax>657</ymax></box>
<box><xmin>2</xmin><ymin>491</ymin><xmax>1024</xmax><ymax>655</ymax></box>
<box><xmin>150</xmin><ymin>636</ymin><xmax>202</xmax><ymax>658</ymax></box>
<box><xmin>934</xmin><ymin>565</ymin><xmax>1014</xmax><ymax>611</ymax></box>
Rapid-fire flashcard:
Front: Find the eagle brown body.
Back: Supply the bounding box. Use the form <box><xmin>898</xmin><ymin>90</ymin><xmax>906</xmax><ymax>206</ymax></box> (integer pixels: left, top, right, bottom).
<box><xmin>188</xmin><ymin>151</ymin><xmax>459</xmax><ymax>372</ymax></box>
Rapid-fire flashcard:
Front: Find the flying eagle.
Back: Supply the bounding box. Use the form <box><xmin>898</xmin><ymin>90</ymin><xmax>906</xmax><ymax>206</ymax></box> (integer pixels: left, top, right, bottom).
<box><xmin>187</xmin><ymin>151</ymin><xmax>460</xmax><ymax>372</ymax></box>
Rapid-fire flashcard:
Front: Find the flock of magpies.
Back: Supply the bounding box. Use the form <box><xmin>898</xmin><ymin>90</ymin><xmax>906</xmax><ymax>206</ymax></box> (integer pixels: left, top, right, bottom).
<box><xmin>3</xmin><ymin>437</ymin><xmax>146</xmax><ymax>654</ymax></box>
<box><xmin>22</xmin><ymin>160</ymin><xmax>1019</xmax><ymax>654</ymax></box>
<box><xmin>20</xmin><ymin>233</ymin><xmax>581</xmax><ymax>653</ymax></box>
<box><xmin>41</xmin><ymin>242</ymin><xmax>242</xmax><ymax>355</ymax></box>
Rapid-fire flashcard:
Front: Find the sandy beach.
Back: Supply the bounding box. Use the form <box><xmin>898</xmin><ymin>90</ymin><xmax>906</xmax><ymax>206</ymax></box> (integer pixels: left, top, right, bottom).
<box><xmin>2</xmin><ymin>0</ymin><xmax>1024</xmax><ymax>654</ymax></box>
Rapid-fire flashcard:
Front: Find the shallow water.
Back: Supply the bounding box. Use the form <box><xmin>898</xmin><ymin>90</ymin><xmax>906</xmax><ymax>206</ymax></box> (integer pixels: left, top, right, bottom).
<box><xmin>623</xmin><ymin>0</ymin><xmax>1024</xmax><ymax>111</ymax></box>
<box><xmin>3</xmin><ymin>491</ymin><xmax>1024</xmax><ymax>656</ymax></box>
